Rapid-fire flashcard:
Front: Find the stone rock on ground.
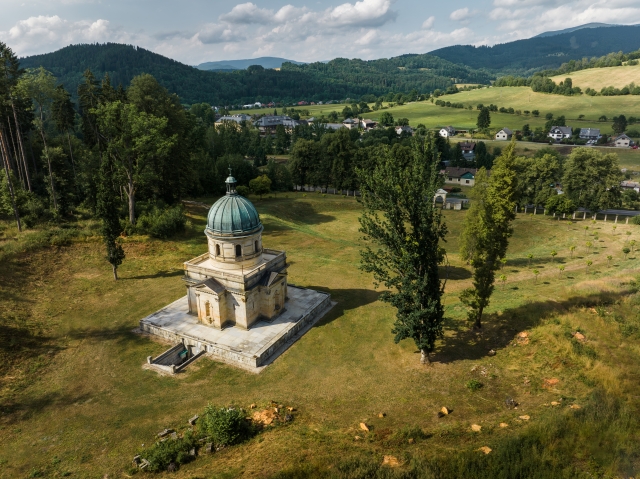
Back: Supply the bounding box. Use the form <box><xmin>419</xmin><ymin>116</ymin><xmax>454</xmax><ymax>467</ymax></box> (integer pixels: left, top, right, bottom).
<box><xmin>570</xmin><ymin>404</ymin><xmax>582</xmax><ymax>409</ymax></box>
<box><xmin>382</xmin><ymin>455</ymin><xmax>401</xmax><ymax>467</ymax></box>
<box><xmin>441</xmin><ymin>406</ymin><xmax>451</xmax><ymax>415</ymax></box>
<box><xmin>157</xmin><ymin>428</ymin><xmax>173</xmax><ymax>438</ymax></box>
<box><xmin>360</xmin><ymin>422</ymin><xmax>370</xmax><ymax>432</ymax></box>
<box><xmin>478</xmin><ymin>446</ymin><xmax>492</xmax><ymax>454</ymax></box>
<box><xmin>543</xmin><ymin>378</ymin><xmax>560</xmax><ymax>388</ymax></box>
<box><xmin>573</xmin><ymin>331</ymin><xmax>586</xmax><ymax>342</ymax></box>
<box><xmin>519</xmin><ymin>415</ymin><xmax>530</xmax><ymax>421</ymax></box>
<box><xmin>253</xmin><ymin>409</ymin><xmax>277</xmax><ymax>426</ymax></box>
<box><xmin>499</xmin><ymin>423</ymin><xmax>509</xmax><ymax>428</ymax></box>
<box><xmin>378</xmin><ymin>412</ymin><xmax>386</xmax><ymax>418</ymax></box>
<box><xmin>471</xmin><ymin>424</ymin><xmax>482</xmax><ymax>432</ymax></box>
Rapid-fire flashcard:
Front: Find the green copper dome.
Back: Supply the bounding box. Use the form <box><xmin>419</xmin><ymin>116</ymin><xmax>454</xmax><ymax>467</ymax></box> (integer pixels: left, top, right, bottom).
<box><xmin>205</xmin><ymin>171</ymin><xmax>262</xmax><ymax>235</ymax></box>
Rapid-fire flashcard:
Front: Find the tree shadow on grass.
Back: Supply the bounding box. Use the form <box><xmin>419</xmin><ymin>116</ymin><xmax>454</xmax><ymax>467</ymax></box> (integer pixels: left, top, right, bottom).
<box><xmin>443</xmin><ymin>266</ymin><xmax>472</xmax><ymax>280</ymax></box>
<box><xmin>260</xmin><ymin>201</ymin><xmax>336</xmax><ymax>227</ymax></box>
<box><xmin>301</xmin><ymin>286</ymin><xmax>381</xmax><ymax>328</ymax></box>
<box><xmin>432</xmin><ymin>287</ymin><xmax>636</xmax><ymax>364</ymax></box>
<box><xmin>124</xmin><ymin>269</ymin><xmax>183</xmax><ymax>280</ymax></box>
<box><xmin>1</xmin><ymin>391</ymin><xmax>94</xmax><ymax>424</ymax></box>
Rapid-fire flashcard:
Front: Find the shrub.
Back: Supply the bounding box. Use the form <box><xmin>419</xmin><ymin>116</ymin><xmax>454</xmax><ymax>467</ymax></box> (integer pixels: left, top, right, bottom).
<box><xmin>201</xmin><ymin>405</ymin><xmax>254</xmax><ymax>447</ymax></box>
<box><xmin>466</xmin><ymin>379</ymin><xmax>483</xmax><ymax>391</ymax></box>
<box><xmin>143</xmin><ymin>430</ymin><xmax>198</xmax><ymax>472</ymax></box>
<box><xmin>631</xmin><ymin>216</ymin><xmax>640</xmax><ymax>225</ymax></box>
<box><xmin>236</xmin><ymin>185</ymin><xmax>250</xmax><ymax>196</ymax></box>
<box><xmin>137</xmin><ymin>205</ymin><xmax>186</xmax><ymax>239</ymax></box>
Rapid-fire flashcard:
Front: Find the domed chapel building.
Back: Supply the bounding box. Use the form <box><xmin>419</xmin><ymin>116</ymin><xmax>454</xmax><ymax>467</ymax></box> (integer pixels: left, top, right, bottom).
<box><xmin>139</xmin><ymin>172</ymin><xmax>333</xmax><ymax>372</ymax></box>
<box><xmin>183</xmin><ymin>172</ymin><xmax>288</xmax><ymax>329</ymax></box>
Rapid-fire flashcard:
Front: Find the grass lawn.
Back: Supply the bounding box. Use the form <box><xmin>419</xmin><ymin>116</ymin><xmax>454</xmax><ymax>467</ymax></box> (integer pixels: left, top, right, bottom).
<box><xmin>550</xmin><ymin>65</ymin><xmax>640</xmax><ymax>90</ymax></box>
<box><xmin>2</xmin><ymin>194</ymin><xmax>640</xmax><ymax>477</ymax></box>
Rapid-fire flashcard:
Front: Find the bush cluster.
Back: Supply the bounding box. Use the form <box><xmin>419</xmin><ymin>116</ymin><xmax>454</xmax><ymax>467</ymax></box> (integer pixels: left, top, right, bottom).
<box><xmin>136</xmin><ymin>205</ymin><xmax>186</xmax><ymax>239</ymax></box>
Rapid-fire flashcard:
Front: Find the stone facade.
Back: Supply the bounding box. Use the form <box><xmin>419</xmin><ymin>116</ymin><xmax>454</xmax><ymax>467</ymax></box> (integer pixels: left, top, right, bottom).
<box><xmin>182</xmin><ymin>172</ymin><xmax>288</xmax><ymax>330</ymax></box>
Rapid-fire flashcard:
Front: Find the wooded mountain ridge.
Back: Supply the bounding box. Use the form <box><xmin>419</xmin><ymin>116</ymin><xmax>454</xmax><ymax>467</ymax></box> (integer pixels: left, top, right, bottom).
<box><xmin>19</xmin><ymin>43</ymin><xmax>487</xmax><ymax>105</ymax></box>
<box><xmin>15</xmin><ymin>24</ymin><xmax>640</xmax><ymax>104</ymax></box>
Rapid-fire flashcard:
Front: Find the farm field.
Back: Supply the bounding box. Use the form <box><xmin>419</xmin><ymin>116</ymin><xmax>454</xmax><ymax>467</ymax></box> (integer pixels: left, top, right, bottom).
<box><xmin>1</xmin><ymin>194</ymin><xmax>640</xmax><ymax>477</ymax></box>
<box><xmin>233</xmin><ymin>87</ymin><xmax>640</xmax><ymax>135</ymax></box>
<box><xmin>550</xmin><ymin>65</ymin><xmax>640</xmax><ymax>90</ymax></box>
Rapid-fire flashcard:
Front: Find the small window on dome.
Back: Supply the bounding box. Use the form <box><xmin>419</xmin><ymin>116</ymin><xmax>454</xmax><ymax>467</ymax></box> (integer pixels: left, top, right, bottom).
<box><xmin>235</xmin><ymin>244</ymin><xmax>242</xmax><ymax>257</ymax></box>
<box><xmin>215</xmin><ymin>244</ymin><xmax>221</xmax><ymax>256</ymax></box>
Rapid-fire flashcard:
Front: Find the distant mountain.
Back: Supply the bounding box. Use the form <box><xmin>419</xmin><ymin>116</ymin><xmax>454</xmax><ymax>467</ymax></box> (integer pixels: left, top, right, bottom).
<box><xmin>19</xmin><ymin>43</ymin><xmax>490</xmax><ymax>105</ymax></box>
<box><xmin>430</xmin><ymin>24</ymin><xmax>640</xmax><ymax>75</ymax></box>
<box><xmin>533</xmin><ymin>23</ymin><xmax>620</xmax><ymax>38</ymax></box>
<box><xmin>197</xmin><ymin>57</ymin><xmax>304</xmax><ymax>71</ymax></box>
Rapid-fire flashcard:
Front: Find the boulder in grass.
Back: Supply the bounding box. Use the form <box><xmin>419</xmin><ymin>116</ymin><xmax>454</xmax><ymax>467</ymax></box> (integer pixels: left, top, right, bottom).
<box><xmin>382</xmin><ymin>455</ymin><xmax>400</xmax><ymax>467</ymax></box>
<box><xmin>157</xmin><ymin>428</ymin><xmax>173</xmax><ymax>438</ymax></box>
<box><xmin>359</xmin><ymin>422</ymin><xmax>370</xmax><ymax>432</ymax></box>
<box><xmin>471</xmin><ymin>424</ymin><xmax>482</xmax><ymax>432</ymax></box>
<box><xmin>478</xmin><ymin>446</ymin><xmax>492</xmax><ymax>454</ymax></box>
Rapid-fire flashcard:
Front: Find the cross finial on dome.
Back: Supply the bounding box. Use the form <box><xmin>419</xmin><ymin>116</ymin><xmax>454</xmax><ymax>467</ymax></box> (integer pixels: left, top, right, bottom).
<box><xmin>225</xmin><ymin>167</ymin><xmax>237</xmax><ymax>195</ymax></box>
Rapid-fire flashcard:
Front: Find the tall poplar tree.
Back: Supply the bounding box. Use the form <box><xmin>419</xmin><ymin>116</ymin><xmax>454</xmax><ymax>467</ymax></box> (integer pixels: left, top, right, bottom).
<box><xmin>359</xmin><ymin>135</ymin><xmax>448</xmax><ymax>364</ymax></box>
<box><xmin>96</xmin><ymin>153</ymin><xmax>125</xmax><ymax>280</ymax></box>
<box><xmin>477</xmin><ymin>107</ymin><xmax>491</xmax><ymax>130</ymax></box>
<box><xmin>460</xmin><ymin>143</ymin><xmax>518</xmax><ymax>329</ymax></box>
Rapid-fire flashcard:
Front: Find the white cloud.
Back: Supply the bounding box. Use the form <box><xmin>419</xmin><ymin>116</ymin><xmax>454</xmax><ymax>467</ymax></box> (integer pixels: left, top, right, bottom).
<box><xmin>3</xmin><ymin>15</ymin><xmax>127</xmax><ymax>56</ymax></box>
<box><xmin>327</xmin><ymin>0</ymin><xmax>397</xmax><ymax>27</ymax></box>
<box><xmin>422</xmin><ymin>16</ymin><xmax>435</xmax><ymax>29</ymax></box>
<box><xmin>219</xmin><ymin>3</ymin><xmax>273</xmax><ymax>24</ymax></box>
<box><xmin>450</xmin><ymin>7</ymin><xmax>471</xmax><ymax>21</ymax></box>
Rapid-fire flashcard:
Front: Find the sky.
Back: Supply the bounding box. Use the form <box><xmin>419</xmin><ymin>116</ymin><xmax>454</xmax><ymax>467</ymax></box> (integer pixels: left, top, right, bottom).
<box><xmin>1</xmin><ymin>0</ymin><xmax>640</xmax><ymax>65</ymax></box>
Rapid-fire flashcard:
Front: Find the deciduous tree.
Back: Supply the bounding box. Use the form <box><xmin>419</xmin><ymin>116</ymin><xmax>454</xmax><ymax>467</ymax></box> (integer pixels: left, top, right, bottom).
<box><xmin>459</xmin><ymin>143</ymin><xmax>518</xmax><ymax>329</ymax></box>
<box><xmin>358</xmin><ymin>135</ymin><xmax>447</xmax><ymax>364</ymax></box>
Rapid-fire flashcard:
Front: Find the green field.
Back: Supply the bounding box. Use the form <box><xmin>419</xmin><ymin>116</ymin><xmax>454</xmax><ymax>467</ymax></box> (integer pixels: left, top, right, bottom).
<box><xmin>2</xmin><ymin>194</ymin><xmax>640</xmax><ymax>477</ymax></box>
<box><xmin>550</xmin><ymin>65</ymin><xmax>640</xmax><ymax>90</ymax></box>
<box><xmin>234</xmin><ymin>87</ymin><xmax>640</xmax><ymax>135</ymax></box>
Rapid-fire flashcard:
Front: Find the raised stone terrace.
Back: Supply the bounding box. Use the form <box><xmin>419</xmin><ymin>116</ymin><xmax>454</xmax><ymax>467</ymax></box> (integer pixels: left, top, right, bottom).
<box><xmin>139</xmin><ymin>286</ymin><xmax>333</xmax><ymax>373</ymax></box>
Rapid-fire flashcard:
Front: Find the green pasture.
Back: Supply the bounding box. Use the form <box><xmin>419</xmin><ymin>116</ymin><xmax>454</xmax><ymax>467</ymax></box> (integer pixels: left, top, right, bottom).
<box><xmin>2</xmin><ymin>194</ymin><xmax>640</xmax><ymax>477</ymax></box>
<box><xmin>233</xmin><ymin>86</ymin><xmax>640</xmax><ymax>135</ymax></box>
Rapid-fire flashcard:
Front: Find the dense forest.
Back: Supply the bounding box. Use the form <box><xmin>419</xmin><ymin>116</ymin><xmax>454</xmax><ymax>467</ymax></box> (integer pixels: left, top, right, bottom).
<box><xmin>430</xmin><ymin>25</ymin><xmax>640</xmax><ymax>75</ymax></box>
<box><xmin>20</xmin><ymin>44</ymin><xmax>490</xmax><ymax>105</ymax></box>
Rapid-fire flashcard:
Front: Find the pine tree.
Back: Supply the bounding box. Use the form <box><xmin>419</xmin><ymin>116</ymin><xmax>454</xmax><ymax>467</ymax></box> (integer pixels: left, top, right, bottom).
<box><xmin>51</xmin><ymin>84</ymin><xmax>77</xmax><ymax>178</ymax></box>
<box><xmin>96</xmin><ymin>154</ymin><xmax>125</xmax><ymax>280</ymax></box>
<box><xmin>460</xmin><ymin>142</ymin><xmax>518</xmax><ymax>329</ymax></box>
<box><xmin>358</xmin><ymin>135</ymin><xmax>448</xmax><ymax>364</ymax></box>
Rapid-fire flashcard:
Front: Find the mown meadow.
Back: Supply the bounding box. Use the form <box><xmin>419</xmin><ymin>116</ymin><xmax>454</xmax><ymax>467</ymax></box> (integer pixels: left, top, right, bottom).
<box><xmin>1</xmin><ymin>193</ymin><xmax>640</xmax><ymax>478</ymax></box>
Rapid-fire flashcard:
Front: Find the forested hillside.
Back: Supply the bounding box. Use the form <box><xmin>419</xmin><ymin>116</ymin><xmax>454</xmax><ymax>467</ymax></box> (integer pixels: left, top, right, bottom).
<box><xmin>430</xmin><ymin>25</ymin><xmax>640</xmax><ymax>75</ymax></box>
<box><xmin>19</xmin><ymin>43</ymin><xmax>490</xmax><ymax>105</ymax></box>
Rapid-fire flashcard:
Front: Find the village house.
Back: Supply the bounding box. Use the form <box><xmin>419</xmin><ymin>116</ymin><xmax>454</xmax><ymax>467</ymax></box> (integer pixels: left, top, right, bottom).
<box><xmin>342</xmin><ymin>118</ymin><xmax>360</xmax><ymax>130</ymax></box>
<box><xmin>495</xmin><ymin>128</ymin><xmax>513</xmax><ymax>141</ymax></box>
<box><xmin>442</xmin><ymin>167</ymin><xmax>482</xmax><ymax>187</ymax></box>
<box><xmin>614</xmin><ymin>133</ymin><xmax>633</xmax><ymax>148</ymax></box>
<box><xmin>548</xmin><ymin>126</ymin><xmax>573</xmax><ymax>141</ymax></box>
<box><xmin>579</xmin><ymin>128</ymin><xmax>601</xmax><ymax>141</ymax></box>
<box><xmin>621</xmin><ymin>180</ymin><xmax>640</xmax><ymax>192</ymax></box>
<box><xmin>439</xmin><ymin>126</ymin><xmax>456</xmax><ymax>138</ymax></box>
<box><xmin>325</xmin><ymin>123</ymin><xmax>345</xmax><ymax>130</ymax></box>
<box><xmin>395</xmin><ymin>125</ymin><xmax>413</xmax><ymax>135</ymax></box>
<box><xmin>361</xmin><ymin>119</ymin><xmax>377</xmax><ymax>130</ymax></box>
<box><xmin>254</xmin><ymin>115</ymin><xmax>304</xmax><ymax>135</ymax></box>
<box><xmin>215</xmin><ymin>114</ymin><xmax>252</xmax><ymax>129</ymax></box>
<box><xmin>459</xmin><ymin>142</ymin><xmax>476</xmax><ymax>160</ymax></box>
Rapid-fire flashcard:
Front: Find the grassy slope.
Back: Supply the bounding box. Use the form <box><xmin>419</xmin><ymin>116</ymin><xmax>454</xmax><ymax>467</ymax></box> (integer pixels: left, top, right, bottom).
<box><xmin>2</xmin><ymin>195</ymin><xmax>640</xmax><ymax>477</ymax></box>
<box><xmin>550</xmin><ymin>65</ymin><xmax>640</xmax><ymax>90</ymax></box>
<box><xmin>235</xmin><ymin>88</ymin><xmax>640</xmax><ymax>134</ymax></box>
